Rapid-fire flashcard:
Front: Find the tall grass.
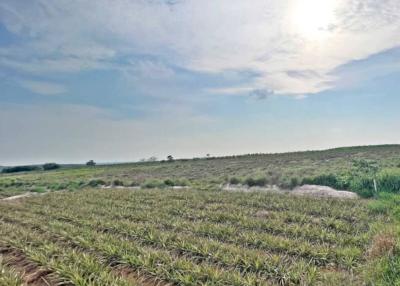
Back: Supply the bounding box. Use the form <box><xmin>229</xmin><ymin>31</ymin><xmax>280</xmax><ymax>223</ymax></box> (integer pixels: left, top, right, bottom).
<box><xmin>302</xmin><ymin>169</ymin><xmax>400</xmax><ymax>198</ymax></box>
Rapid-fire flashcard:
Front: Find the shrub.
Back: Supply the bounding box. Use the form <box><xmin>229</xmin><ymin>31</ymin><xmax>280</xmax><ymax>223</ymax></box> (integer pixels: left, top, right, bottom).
<box><xmin>356</xmin><ymin>188</ymin><xmax>375</xmax><ymax>198</ymax></box>
<box><xmin>142</xmin><ymin>179</ymin><xmax>166</xmax><ymax>189</ymax></box>
<box><xmin>1</xmin><ymin>165</ymin><xmax>40</xmax><ymax>173</ymax></box>
<box><xmin>377</xmin><ymin>170</ymin><xmax>400</xmax><ymax>193</ymax></box>
<box><xmin>87</xmin><ymin>179</ymin><xmax>106</xmax><ymax>187</ymax></box>
<box><xmin>163</xmin><ymin>178</ymin><xmax>189</xmax><ymax>187</ymax></box>
<box><xmin>50</xmin><ymin>183</ymin><xmax>68</xmax><ymax>190</ymax></box>
<box><xmin>350</xmin><ymin>177</ymin><xmax>375</xmax><ymax>192</ymax></box>
<box><xmin>289</xmin><ymin>177</ymin><xmax>300</xmax><ymax>189</ymax></box>
<box><xmin>43</xmin><ymin>163</ymin><xmax>60</xmax><ymax>171</ymax></box>
<box><xmin>175</xmin><ymin>178</ymin><xmax>189</xmax><ymax>186</ymax></box>
<box><xmin>229</xmin><ymin>177</ymin><xmax>241</xmax><ymax>185</ymax></box>
<box><xmin>113</xmin><ymin>179</ymin><xmax>124</xmax><ymax>186</ymax></box>
<box><xmin>348</xmin><ymin>170</ymin><xmax>400</xmax><ymax>194</ymax></box>
<box><xmin>244</xmin><ymin>177</ymin><xmax>267</xmax><ymax>187</ymax></box>
<box><xmin>302</xmin><ymin>174</ymin><xmax>341</xmax><ymax>188</ymax></box>
<box><xmin>67</xmin><ymin>181</ymin><xmax>81</xmax><ymax>189</ymax></box>
<box><xmin>30</xmin><ymin>187</ymin><xmax>47</xmax><ymax>193</ymax></box>
<box><xmin>164</xmin><ymin>179</ymin><xmax>175</xmax><ymax>186</ymax></box>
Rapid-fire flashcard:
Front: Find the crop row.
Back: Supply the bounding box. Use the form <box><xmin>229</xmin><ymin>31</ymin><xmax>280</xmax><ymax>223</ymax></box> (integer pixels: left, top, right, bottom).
<box><xmin>0</xmin><ymin>207</ymin><xmax>323</xmax><ymax>284</ymax></box>
<box><xmin>25</xmin><ymin>192</ymin><xmax>371</xmax><ymax>247</ymax></box>
<box><xmin>35</xmin><ymin>188</ymin><xmax>369</xmax><ymax>222</ymax></box>
<box><xmin>1</xmin><ymin>203</ymin><xmax>364</xmax><ymax>269</ymax></box>
<box><xmin>57</xmin><ymin>193</ymin><xmax>370</xmax><ymax>235</ymax></box>
<box><xmin>0</xmin><ymin>259</ymin><xmax>23</xmax><ymax>286</ymax></box>
<box><xmin>0</xmin><ymin>221</ymin><xmax>136</xmax><ymax>286</ymax></box>
<box><xmin>0</xmin><ymin>215</ymin><xmax>271</xmax><ymax>286</ymax></box>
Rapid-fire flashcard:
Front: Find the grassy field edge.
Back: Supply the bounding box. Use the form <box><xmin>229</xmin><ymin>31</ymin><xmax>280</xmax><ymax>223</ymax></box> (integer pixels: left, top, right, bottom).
<box><xmin>365</xmin><ymin>193</ymin><xmax>400</xmax><ymax>285</ymax></box>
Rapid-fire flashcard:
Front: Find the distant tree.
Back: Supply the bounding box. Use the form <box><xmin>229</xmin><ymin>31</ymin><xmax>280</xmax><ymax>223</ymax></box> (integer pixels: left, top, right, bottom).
<box><xmin>43</xmin><ymin>163</ymin><xmax>60</xmax><ymax>171</ymax></box>
<box><xmin>167</xmin><ymin>155</ymin><xmax>174</xmax><ymax>162</ymax></box>
<box><xmin>148</xmin><ymin>156</ymin><xmax>158</xmax><ymax>162</ymax></box>
<box><xmin>86</xmin><ymin>160</ymin><xmax>96</xmax><ymax>167</ymax></box>
<box><xmin>1</xmin><ymin>165</ymin><xmax>40</xmax><ymax>173</ymax></box>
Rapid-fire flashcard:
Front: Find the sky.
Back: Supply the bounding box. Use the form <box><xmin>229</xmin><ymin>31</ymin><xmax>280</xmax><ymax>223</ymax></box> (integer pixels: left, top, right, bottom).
<box><xmin>0</xmin><ymin>0</ymin><xmax>400</xmax><ymax>165</ymax></box>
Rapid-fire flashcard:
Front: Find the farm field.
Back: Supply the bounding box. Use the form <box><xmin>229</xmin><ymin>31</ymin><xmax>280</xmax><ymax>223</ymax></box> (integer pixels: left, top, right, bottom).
<box><xmin>3</xmin><ymin>1</ymin><xmax>400</xmax><ymax>285</ymax></box>
<box><xmin>0</xmin><ymin>145</ymin><xmax>400</xmax><ymax>285</ymax></box>
<box><xmin>1</xmin><ymin>145</ymin><xmax>400</xmax><ymax>199</ymax></box>
<box><xmin>0</xmin><ymin>188</ymin><xmax>396</xmax><ymax>286</ymax></box>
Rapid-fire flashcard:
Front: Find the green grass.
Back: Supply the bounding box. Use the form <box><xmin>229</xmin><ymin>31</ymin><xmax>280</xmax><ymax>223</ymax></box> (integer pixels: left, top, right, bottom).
<box><xmin>0</xmin><ymin>259</ymin><xmax>23</xmax><ymax>286</ymax></box>
<box><xmin>364</xmin><ymin>193</ymin><xmax>400</xmax><ymax>285</ymax></box>
<box><xmin>1</xmin><ymin>145</ymin><xmax>400</xmax><ymax>197</ymax></box>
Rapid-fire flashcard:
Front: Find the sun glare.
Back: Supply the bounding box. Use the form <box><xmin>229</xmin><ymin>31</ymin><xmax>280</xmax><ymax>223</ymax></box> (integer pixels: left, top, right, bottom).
<box><xmin>290</xmin><ymin>0</ymin><xmax>338</xmax><ymax>38</ymax></box>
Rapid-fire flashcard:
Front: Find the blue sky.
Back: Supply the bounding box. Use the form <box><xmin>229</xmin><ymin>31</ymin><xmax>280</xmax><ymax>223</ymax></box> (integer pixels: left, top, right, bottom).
<box><xmin>0</xmin><ymin>0</ymin><xmax>400</xmax><ymax>165</ymax></box>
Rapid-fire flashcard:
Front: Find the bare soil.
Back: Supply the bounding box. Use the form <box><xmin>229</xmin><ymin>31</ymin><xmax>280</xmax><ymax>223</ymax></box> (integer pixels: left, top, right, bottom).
<box><xmin>291</xmin><ymin>185</ymin><xmax>359</xmax><ymax>199</ymax></box>
<box><xmin>222</xmin><ymin>184</ymin><xmax>359</xmax><ymax>199</ymax></box>
<box><xmin>0</xmin><ymin>247</ymin><xmax>67</xmax><ymax>286</ymax></box>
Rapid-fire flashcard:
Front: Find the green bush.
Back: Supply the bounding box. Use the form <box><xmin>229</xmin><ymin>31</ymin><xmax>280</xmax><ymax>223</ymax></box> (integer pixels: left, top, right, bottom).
<box><xmin>113</xmin><ymin>179</ymin><xmax>124</xmax><ymax>186</ymax></box>
<box><xmin>377</xmin><ymin>170</ymin><xmax>400</xmax><ymax>193</ymax></box>
<box><xmin>244</xmin><ymin>176</ymin><xmax>267</xmax><ymax>187</ymax></box>
<box><xmin>355</xmin><ymin>188</ymin><xmax>375</xmax><ymax>198</ymax></box>
<box><xmin>229</xmin><ymin>177</ymin><xmax>241</xmax><ymax>185</ymax></box>
<box><xmin>302</xmin><ymin>174</ymin><xmax>343</xmax><ymax>189</ymax></box>
<box><xmin>289</xmin><ymin>177</ymin><xmax>300</xmax><ymax>189</ymax></box>
<box><xmin>164</xmin><ymin>179</ymin><xmax>175</xmax><ymax>186</ymax></box>
<box><xmin>43</xmin><ymin>163</ymin><xmax>60</xmax><ymax>171</ymax></box>
<box><xmin>87</xmin><ymin>179</ymin><xmax>107</xmax><ymax>187</ymax></box>
<box><xmin>141</xmin><ymin>179</ymin><xmax>166</xmax><ymax>189</ymax></box>
<box><xmin>2</xmin><ymin>165</ymin><xmax>40</xmax><ymax>173</ymax></box>
<box><xmin>163</xmin><ymin>178</ymin><xmax>189</xmax><ymax>187</ymax></box>
<box><xmin>353</xmin><ymin>176</ymin><xmax>374</xmax><ymax>189</ymax></box>
<box><xmin>30</xmin><ymin>187</ymin><xmax>47</xmax><ymax>193</ymax></box>
<box><xmin>175</xmin><ymin>178</ymin><xmax>190</xmax><ymax>186</ymax></box>
<box><xmin>129</xmin><ymin>181</ymin><xmax>140</xmax><ymax>187</ymax></box>
<box><xmin>67</xmin><ymin>181</ymin><xmax>81</xmax><ymax>189</ymax></box>
<box><xmin>49</xmin><ymin>183</ymin><xmax>67</xmax><ymax>190</ymax></box>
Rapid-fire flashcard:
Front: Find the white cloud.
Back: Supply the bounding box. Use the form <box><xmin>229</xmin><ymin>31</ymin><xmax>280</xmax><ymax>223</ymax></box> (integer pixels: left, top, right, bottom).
<box><xmin>0</xmin><ymin>0</ymin><xmax>399</xmax><ymax>95</ymax></box>
<box><xmin>206</xmin><ymin>87</ymin><xmax>255</xmax><ymax>95</ymax></box>
<box><xmin>125</xmin><ymin>60</ymin><xmax>175</xmax><ymax>80</ymax></box>
<box><xmin>18</xmin><ymin>79</ymin><xmax>67</xmax><ymax>95</ymax></box>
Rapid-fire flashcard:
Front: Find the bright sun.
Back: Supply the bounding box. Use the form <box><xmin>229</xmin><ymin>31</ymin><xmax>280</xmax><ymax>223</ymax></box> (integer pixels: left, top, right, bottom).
<box><xmin>290</xmin><ymin>0</ymin><xmax>338</xmax><ymax>38</ymax></box>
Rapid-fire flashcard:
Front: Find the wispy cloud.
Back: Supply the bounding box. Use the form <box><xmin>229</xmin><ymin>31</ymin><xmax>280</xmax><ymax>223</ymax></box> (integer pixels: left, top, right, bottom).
<box><xmin>18</xmin><ymin>79</ymin><xmax>67</xmax><ymax>95</ymax></box>
<box><xmin>0</xmin><ymin>0</ymin><xmax>399</xmax><ymax>96</ymax></box>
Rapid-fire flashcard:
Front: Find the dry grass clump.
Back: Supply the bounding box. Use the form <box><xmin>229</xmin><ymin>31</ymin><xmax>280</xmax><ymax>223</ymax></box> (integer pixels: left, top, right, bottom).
<box><xmin>368</xmin><ymin>232</ymin><xmax>397</xmax><ymax>259</ymax></box>
<box><xmin>254</xmin><ymin>210</ymin><xmax>273</xmax><ymax>218</ymax></box>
